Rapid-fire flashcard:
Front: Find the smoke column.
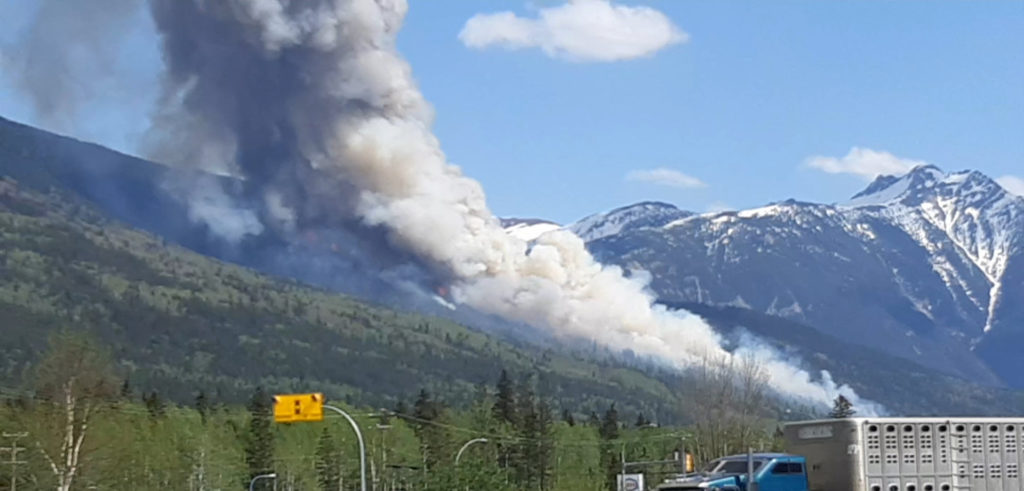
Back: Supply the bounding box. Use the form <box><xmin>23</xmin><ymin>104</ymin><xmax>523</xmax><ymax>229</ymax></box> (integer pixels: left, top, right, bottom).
<box><xmin>1</xmin><ymin>0</ymin><xmax>145</xmax><ymax>134</ymax></box>
<box><xmin>146</xmin><ymin>0</ymin><xmax>875</xmax><ymax>411</ymax></box>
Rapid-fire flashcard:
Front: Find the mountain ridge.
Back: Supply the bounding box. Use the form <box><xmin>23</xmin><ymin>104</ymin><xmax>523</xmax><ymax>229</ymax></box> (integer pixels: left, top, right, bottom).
<box><xmin>2</xmin><ymin>115</ymin><xmax>1022</xmax><ymax>413</ymax></box>
<box><xmin>559</xmin><ymin>165</ymin><xmax>1024</xmax><ymax>387</ymax></box>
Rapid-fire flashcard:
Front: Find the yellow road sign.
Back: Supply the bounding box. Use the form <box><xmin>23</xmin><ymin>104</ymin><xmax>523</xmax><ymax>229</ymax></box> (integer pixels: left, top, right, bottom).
<box><xmin>273</xmin><ymin>393</ymin><xmax>325</xmax><ymax>423</ymax></box>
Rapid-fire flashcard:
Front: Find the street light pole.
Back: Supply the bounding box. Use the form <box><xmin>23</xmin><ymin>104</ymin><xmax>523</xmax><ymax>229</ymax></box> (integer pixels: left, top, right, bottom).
<box><xmin>324</xmin><ymin>404</ymin><xmax>367</xmax><ymax>491</ymax></box>
<box><xmin>455</xmin><ymin>438</ymin><xmax>489</xmax><ymax>465</ymax></box>
<box><xmin>249</xmin><ymin>472</ymin><xmax>276</xmax><ymax>491</ymax></box>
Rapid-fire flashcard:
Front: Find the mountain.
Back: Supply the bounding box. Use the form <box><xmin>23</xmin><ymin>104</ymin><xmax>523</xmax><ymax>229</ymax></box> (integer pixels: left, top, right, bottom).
<box><xmin>3</xmin><ymin>115</ymin><xmax>1023</xmax><ymax>414</ymax></box>
<box><xmin>500</xmin><ymin>217</ymin><xmax>562</xmax><ymax>242</ymax></box>
<box><xmin>3</xmin><ymin>177</ymin><xmax>1022</xmax><ymax>416</ymax></box>
<box><xmin>570</xmin><ymin>201</ymin><xmax>693</xmax><ymax>242</ymax></box>
<box><xmin>0</xmin><ymin>115</ymin><xmax>494</xmax><ymax>318</ymax></box>
<box><xmin>568</xmin><ymin>165</ymin><xmax>1024</xmax><ymax>387</ymax></box>
<box><xmin>0</xmin><ymin>177</ymin><xmax>694</xmax><ymax>421</ymax></box>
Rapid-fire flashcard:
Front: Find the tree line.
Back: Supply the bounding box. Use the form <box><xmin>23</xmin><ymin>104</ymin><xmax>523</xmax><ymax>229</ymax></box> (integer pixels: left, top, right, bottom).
<box><xmin>0</xmin><ymin>330</ymin><xmax>855</xmax><ymax>490</ymax></box>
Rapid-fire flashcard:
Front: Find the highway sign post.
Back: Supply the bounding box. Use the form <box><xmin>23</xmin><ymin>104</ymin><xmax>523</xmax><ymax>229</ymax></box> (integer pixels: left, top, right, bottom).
<box><xmin>272</xmin><ymin>393</ymin><xmax>324</xmax><ymax>423</ymax></box>
<box><xmin>273</xmin><ymin>393</ymin><xmax>366</xmax><ymax>491</ymax></box>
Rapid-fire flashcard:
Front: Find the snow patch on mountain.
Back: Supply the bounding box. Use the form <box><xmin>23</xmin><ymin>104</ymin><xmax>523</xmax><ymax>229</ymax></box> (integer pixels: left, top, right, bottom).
<box><xmin>841</xmin><ymin>166</ymin><xmax>1024</xmax><ymax>336</ymax></box>
<box><xmin>503</xmin><ymin>220</ymin><xmax>562</xmax><ymax>242</ymax></box>
<box><xmin>567</xmin><ymin>164</ymin><xmax>1024</xmax><ymax>386</ymax></box>
<box><xmin>569</xmin><ymin>201</ymin><xmax>691</xmax><ymax>242</ymax></box>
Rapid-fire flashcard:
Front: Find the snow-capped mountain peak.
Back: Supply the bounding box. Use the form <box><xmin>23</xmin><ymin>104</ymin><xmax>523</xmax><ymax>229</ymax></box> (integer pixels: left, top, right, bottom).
<box><xmin>568</xmin><ymin>201</ymin><xmax>692</xmax><ymax>242</ymax></box>
<box><xmin>565</xmin><ymin>166</ymin><xmax>1024</xmax><ymax>388</ymax></box>
<box><xmin>500</xmin><ymin>218</ymin><xmax>562</xmax><ymax>242</ymax></box>
<box><xmin>843</xmin><ymin>165</ymin><xmax>1024</xmax><ymax>334</ymax></box>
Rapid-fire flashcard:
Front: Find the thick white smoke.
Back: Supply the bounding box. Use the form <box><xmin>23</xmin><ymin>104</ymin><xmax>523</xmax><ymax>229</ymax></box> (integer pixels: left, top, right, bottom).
<box><xmin>147</xmin><ymin>0</ymin><xmax>878</xmax><ymax>411</ymax></box>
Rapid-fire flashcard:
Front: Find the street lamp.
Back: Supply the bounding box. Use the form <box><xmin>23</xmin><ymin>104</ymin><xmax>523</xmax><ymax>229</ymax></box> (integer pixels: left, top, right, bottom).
<box><xmin>323</xmin><ymin>404</ymin><xmax>368</xmax><ymax>491</ymax></box>
<box><xmin>249</xmin><ymin>472</ymin><xmax>276</xmax><ymax>491</ymax></box>
<box><xmin>455</xmin><ymin>437</ymin><xmax>489</xmax><ymax>465</ymax></box>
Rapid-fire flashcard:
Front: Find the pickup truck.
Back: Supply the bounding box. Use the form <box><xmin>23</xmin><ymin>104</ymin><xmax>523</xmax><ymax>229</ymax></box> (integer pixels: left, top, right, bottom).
<box><xmin>656</xmin><ymin>417</ymin><xmax>1024</xmax><ymax>491</ymax></box>
<box><xmin>656</xmin><ymin>453</ymin><xmax>808</xmax><ymax>491</ymax></box>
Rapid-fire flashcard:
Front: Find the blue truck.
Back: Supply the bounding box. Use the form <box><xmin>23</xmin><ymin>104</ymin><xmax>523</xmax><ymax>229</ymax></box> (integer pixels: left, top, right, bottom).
<box><xmin>655</xmin><ymin>452</ymin><xmax>808</xmax><ymax>491</ymax></box>
<box><xmin>656</xmin><ymin>418</ymin><xmax>1024</xmax><ymax>491</ymax></box>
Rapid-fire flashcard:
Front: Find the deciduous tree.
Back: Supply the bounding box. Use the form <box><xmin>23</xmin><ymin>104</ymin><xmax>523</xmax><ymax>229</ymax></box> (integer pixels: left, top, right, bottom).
<box><xmin>31</xmin><ymin>330</ymin><xmax>117</xmax><ymax>491</ymax></box>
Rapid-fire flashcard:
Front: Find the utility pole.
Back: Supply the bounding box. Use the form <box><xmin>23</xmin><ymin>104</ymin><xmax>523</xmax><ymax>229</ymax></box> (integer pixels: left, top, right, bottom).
<box><xmin>1</xmin><ymin>432</ymin><xmax>29</xmax><ymax>491</ymax></box>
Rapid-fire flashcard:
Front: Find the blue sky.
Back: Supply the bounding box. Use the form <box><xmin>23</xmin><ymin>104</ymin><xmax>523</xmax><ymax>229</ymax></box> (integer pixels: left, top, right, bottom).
<box><xmin>1</xmin><ymin>1</ymin><xmax>1022</xmax><ymax>224</ymax></box>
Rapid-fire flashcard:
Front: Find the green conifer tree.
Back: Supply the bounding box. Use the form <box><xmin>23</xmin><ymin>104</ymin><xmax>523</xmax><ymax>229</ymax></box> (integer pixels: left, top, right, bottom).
<box><xmin>195</xmin><ymin>390</ymin><xmax>210</xmax><ymax>425</ymax></box>
<box><xmin>599</xmin><ymin>404</ymin><xmax>621</xmax><ymax>491</ymax></box>
<box><xmin>315</xmin><ymin>428</ymin><xmax>341</xmax><ymax>491</ymax></box>
<box><xmin>492</xmin><ymin>369</ymin><xmax>517</xmax><ymax>425</ymax></box>
<box><xmin>244</xmin><ymin>387</ymin><xmax>275</xmax><ymax>490</ymax></box>
<box><xmin>562</xmin><ymin>408</ymin><xmax>576</xmax><ymax>427</ymax></box>
<box><xmin>829</xmin><ymin>395</ymin><xmax>856</xmax><ymax>418</ymax></box>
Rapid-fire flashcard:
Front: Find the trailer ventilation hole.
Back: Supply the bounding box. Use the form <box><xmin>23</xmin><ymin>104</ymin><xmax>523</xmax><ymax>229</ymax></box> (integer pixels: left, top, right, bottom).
<box><xmin>925</xmin><ymin>485</ymin><xmax>934</xmax><ymax>491</ymax></box>
<box><xmin>990</xmin><ymin>425</ymin><xmax>999</xmax><ymax>432</ymax></box>
<box><xmin>938</xmin><ymin>425</ymin><xmax>948</xmax><ymax>433</ymax></box>
<box><xmin>887</xmin><ymin>425</ymin><xmax>897</xmax><ymax>432</ymax></box>
<box><xmin>890</xmin><ymin>485</ymin><xmax>899</xmax><ymax>491</ymax></box>
<box><xmin>872</xmin><ymin>486</ymin><xmax>881</xmax><ymax>491</ymax></box>
<box><xmin>1008</xmin><ymin>425</ymin><xmax>1016</xmax><ymax>432</ymax></box>
<box><xmin>973</xmin><ymin>425</ymin><xmax>982</xmax><ymax>432</ymax></box>
<box><xmin>870</xmin><ymin>425</ymin><xmax>879</xmax><ymax>432</ymax></box>
<box><xmin>922</xmin><ymin>426</ymin><xmax>931</xmax><ymax>433</ymax></box>
<box><xmin>956</xmin><ymin>425</ymin><xmax>965</xmax><ymax>432</ymax></box>
<box><xmin>908</xmin><ymin>485</ymin><xmax>917</xmax><ymax>491</ymax></box>
<box><xmin>941</xmin><ymin>485</ymin><xmax>950</xmax><ymax>491</ymax></box>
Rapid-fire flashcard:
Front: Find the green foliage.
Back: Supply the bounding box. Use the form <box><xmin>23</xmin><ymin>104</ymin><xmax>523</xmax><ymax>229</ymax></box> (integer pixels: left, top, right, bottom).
<box><xmin>829</xmin><ymin>395</ymin><xmax>856</xmax><ymax>418</ymax></box>
<box><xmin>315</xmin><ymin>427</ymin><xmax>341</xmax><ymax>490</ymax></box>
<box><xmin>0</xmin><ymin>178</ymin><xmax>690</xmax><ymax>423</ymax></box>
<box><xmin>143</xmin><ymin>391</ymin><xmax>167</xmax><ymax>419</ymax></box>
<box><xmin>599</xmin><ymin>403</ymin><xmax>621</xmax><ymax>490</ymax></box>
<box><xmin>245</xmin><ymin>387</ymin><xmax>274</xmax><ymax>490</ymax></box>
<box><xmin>492</xmin><ymin>369</ymin><xmax>517</xmax><ymax>426</ymax></box>
<box><xmin>195</xmin><ymin>390</ymin><xmax>210</xmax><ymax>424</ymax></box>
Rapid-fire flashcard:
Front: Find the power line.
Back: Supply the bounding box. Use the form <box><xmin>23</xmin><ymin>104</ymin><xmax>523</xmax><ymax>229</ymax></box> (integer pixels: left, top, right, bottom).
<box><xmin>1</xmin><ymin>432</ymin><xmax>29</xmax><ymax>491</ymax></box>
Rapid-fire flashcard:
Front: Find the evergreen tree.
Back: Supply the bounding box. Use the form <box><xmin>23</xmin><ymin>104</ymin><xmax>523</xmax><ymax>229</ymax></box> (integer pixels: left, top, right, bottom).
<box><xmin>635</xmin><ymin>413</ymin><xmax>650</xmax><ymax>428</ymax></box>
<box><xmin>412</xmin><ymin>389</ymin><xmax>447</xmax><ymax>471</ymax></box>
<box><xmin>599</xmin><ymin>404</ymin><xmax>621</xmax><ymax>491</ymax></box>
<box><xmin>492</xmin><ymin>369</ymin><xmax>517</xmax><ymax>425</ymax></box>
<box><xmin>195</xmin><ymin>390</ymin><xmax>210</xmax><ymax>425</ymax></box>
<box><xmin>244</xmin><ymin>387</ymin><xmax>275</xmax><ymax>490</ymax></box>
<box><xmin>394</xmin><ymin>399</ymin><xmax>409</xmax><ymax>416</ymax></box>
<box><xmin>143</xmin><ymin>390</ymin><xmax>167</xmax><ymax>419</ymax></box>
<box><xmin>315</xmin><ymin>428</ymin><xmax>341</xmax><ymax>491</ymax></box>
<box><xmin>599</xmin><ymin>404</ymin><xmax>620</xmax><ymax>441</ymax></box>
<box><xmin>588</xmin><ymin>411</ymin><xmax>601</xmax><ymax>428</ymax></box>
<box><xmin>562</xmin><ymin>408</ymin><xmax>576</xmax><ymax>427</ymax></box>
<box><xmin>829</xmin><ymin>395</ymin><xmax>856</xmax><ymax>418</ymax></box>
<box><xmin>535</xmin><ymin>398</ymin><xmax>556</xmax><ymax>491</ymax></box>
<box><xmin>514</xmin><ymin>380</ymin><xmax>539</xmax><ymax>487</ymax></box>
<box><xmin>120</xmin><ymin>377</ymin><xmax>133</xmax><ymax>400</ymax></box>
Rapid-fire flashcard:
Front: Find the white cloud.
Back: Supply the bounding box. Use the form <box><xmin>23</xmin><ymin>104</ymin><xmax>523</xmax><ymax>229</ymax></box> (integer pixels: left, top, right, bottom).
<box><xmin>997</xmin><ymin>175</ymin><xmax>1024</xmax><ymax>196</ymax></box>
<box><xmin>459</xmin><ymin>0</ymin><xmax>687</xmax><ymax>63</ymax></box>
<box><xmin>625</xmin><ymin>168</ymin><xmax>707</xmax><ymax>189</ymax></box>
<box><xmin>805</xmin><ymin>147</ymin><xmax>926</xmax><ymax>181</ymax></box>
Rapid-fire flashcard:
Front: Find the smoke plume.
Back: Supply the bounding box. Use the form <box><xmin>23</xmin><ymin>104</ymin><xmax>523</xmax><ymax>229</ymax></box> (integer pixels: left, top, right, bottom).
<box><xmin>142</xmin><ymin>0</ymin><xmax>872</xmax><ymax>409</ymax></box>
<box><xmin>1</xmin><ymin>0</ymin><xmax>141</xmax><ymax>132</ymax></box>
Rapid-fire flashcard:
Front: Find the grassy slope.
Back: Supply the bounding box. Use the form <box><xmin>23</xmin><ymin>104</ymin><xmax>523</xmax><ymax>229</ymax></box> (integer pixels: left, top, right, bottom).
<box><xmin>0</xmin><ymin>178</ymin><xmax>684</xmax><ymax>421</ymax></box>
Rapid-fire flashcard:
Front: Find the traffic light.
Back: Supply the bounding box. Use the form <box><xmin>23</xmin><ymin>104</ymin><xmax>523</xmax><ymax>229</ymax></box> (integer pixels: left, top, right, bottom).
<box><xmin>273</xmin><ymin>393</ymin><xmax>325</xmax><ymax>423</ymax></box>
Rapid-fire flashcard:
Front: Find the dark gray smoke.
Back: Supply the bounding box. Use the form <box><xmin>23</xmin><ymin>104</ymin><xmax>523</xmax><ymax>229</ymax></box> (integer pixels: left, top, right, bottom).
<box><xmin>139</xmin><ymin>0</ymin><xmax>879</xmax><ymax>409</ymax></box>
<box><xmin>0</xmin><ymin>0</ymin><xmax>879</xmax><ymax>410</ymax></box>
<box><xmin>146</xmin><ymin>0</ymin><xmax>383</xmax><ymax>238</ymax></box>
<box><xmin>1</xmin><ymin>0</ymin><xmax>141</xmax><ymax>130</ymax></box>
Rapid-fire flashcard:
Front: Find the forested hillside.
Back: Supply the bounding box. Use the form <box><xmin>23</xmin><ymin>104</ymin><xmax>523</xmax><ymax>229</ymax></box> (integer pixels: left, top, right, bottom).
<box><xmin>0</xmin><ymin>177</ymin><xmax>689</xmax><ymax>422</ymax></box>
